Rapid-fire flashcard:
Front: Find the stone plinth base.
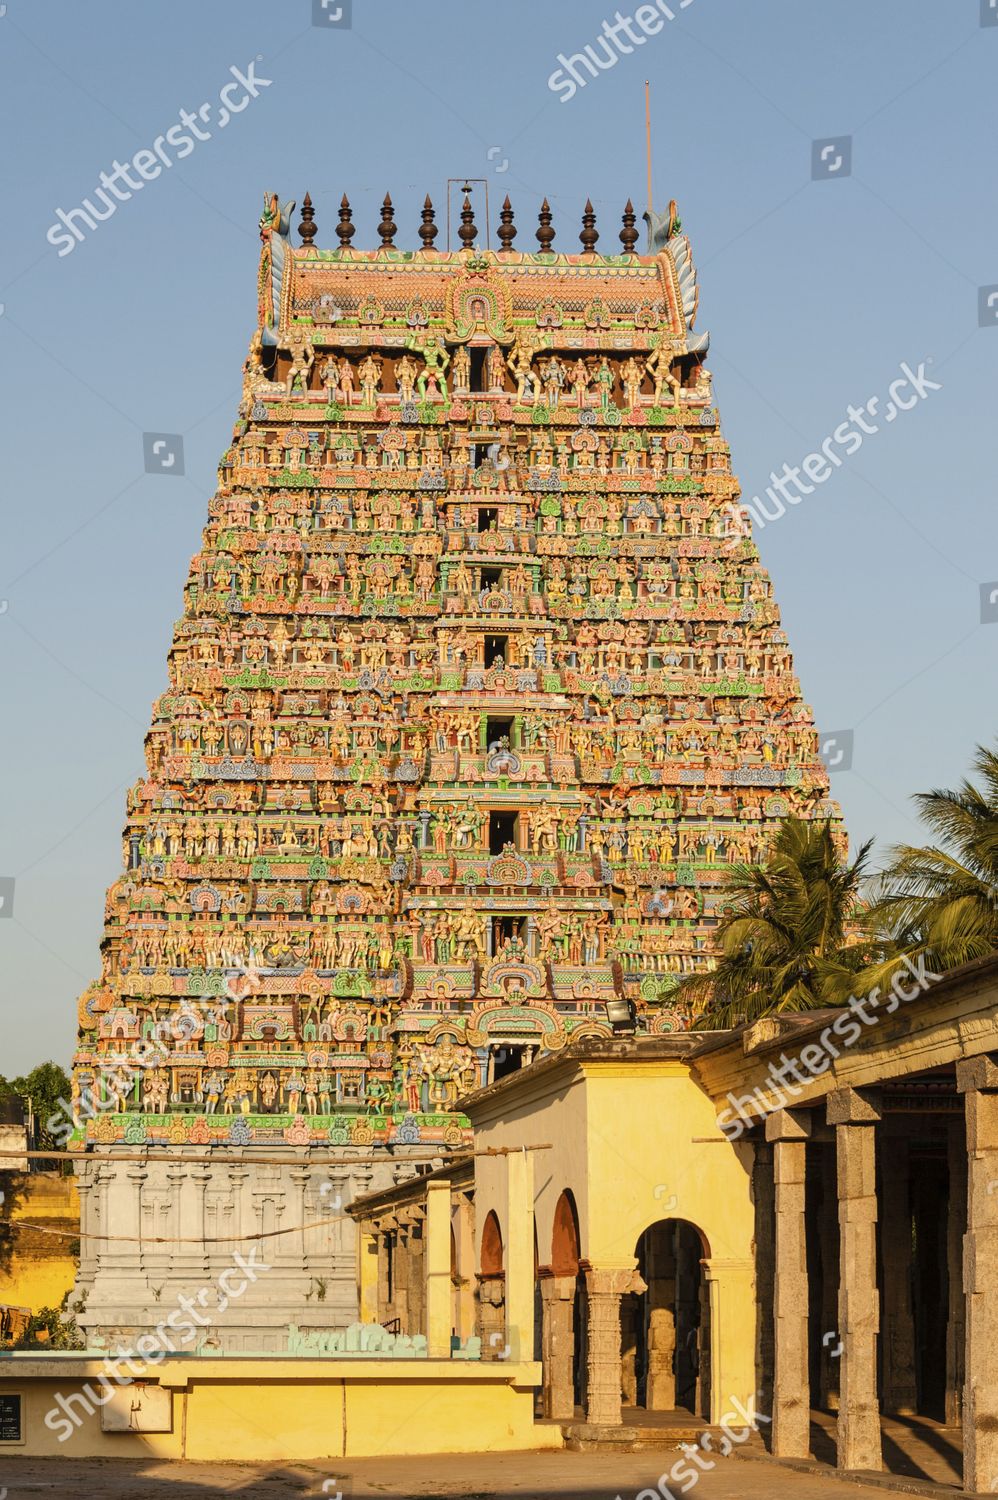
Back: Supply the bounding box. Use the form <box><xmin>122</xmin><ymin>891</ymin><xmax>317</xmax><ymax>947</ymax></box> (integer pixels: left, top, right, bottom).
<box><xmin>71</xmin><ymin>1147</ymin><xmax>427</xmax><ymax>1351</ymax></box>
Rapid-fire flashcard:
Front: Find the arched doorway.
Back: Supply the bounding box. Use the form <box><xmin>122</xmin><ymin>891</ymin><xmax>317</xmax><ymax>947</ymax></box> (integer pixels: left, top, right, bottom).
<box><xmin>481</xmin><ymin>1210</ymin><xmax>504</xmax><ymax>1275</ymax></box>
<box><xmin>626</xmin><ymin>1218</ymin><xmax>711</xmax><ymax>1419</ymax></box>
<box><xmin>477</xmin><ymin>1210</ymin><xmax>506</xmax><ymax>1358</ymax></box>
<box><xmin>539</xmin><ymin>1190</ymin><xmax>586</xmax><ymax>1419</ymax></box>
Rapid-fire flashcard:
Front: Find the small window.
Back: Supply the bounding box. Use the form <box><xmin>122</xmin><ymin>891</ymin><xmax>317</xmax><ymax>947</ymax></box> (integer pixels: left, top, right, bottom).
<box><xmin>470</xmin><ymin>347</ymin><xmax>488</xmax><ymax>392</ymax></box>
<box><xmin>493</xmin><ymin>915</ymin><xmax>526</xmax><ymax>946</ymax></box>
<box><xmin>485</xmin><ymin>633</ymin><xmax>507</xmax><ymax>666</ymax></box>
<box><xmin>478</xmin><ymin>507</ymin><xmax>498</xmax><ymax>532</ymax></box>
<box><xmin>489</xmin><ymin>810</ymin><xmax>518</xmax><ymax>854</ymax></box>
<box><xmin>486</xmin><ymin>716</ymin><xmax>514</xmax><ymax>749</ymax></box>
<box><xmin>492</xmin><ymin>1045</ymin><xmax>528</xmax><ymax>1081</ymax></box>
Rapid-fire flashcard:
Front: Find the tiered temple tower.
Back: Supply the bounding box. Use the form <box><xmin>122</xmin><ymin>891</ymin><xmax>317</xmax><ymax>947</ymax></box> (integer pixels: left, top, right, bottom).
<box><xmin>69</xmin><ymin>190</ymin><xmax>839</xmax><ymax>1349</ymax></box>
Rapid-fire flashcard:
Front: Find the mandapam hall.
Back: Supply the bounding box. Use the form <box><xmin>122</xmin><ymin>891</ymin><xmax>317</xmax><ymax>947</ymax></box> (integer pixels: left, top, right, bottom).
<box><xmin>348</xmin><ymin>951</ymin><xmax>998</xmax><ymax>1493</ymax></box>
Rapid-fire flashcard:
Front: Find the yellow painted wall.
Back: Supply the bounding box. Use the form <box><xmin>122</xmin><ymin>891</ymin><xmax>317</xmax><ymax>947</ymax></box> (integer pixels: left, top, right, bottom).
<box><xmin>0</xmin><ymin>1359</ymin><xmax>561</xmax><ymax>1460</ymax></box>
<box><xmin>467</xmin><ymin>1058</ymin><xmax>758</xmax><ymax>1421</ymax></box>
<box><xmin>582</xmin><ymin>1064</ymin><xmax>755</xmax><ymax>1265</ymax></box>
<box><xmin>0</xmin><ymin>1174</ymin><xmax>79</xmax><ymax>1319</ymax></box>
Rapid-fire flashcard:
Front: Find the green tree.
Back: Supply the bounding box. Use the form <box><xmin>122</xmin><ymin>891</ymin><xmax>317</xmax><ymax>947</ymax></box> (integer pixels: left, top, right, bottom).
<box><xmin>0</xmin><ymin>1061</ymin><xmax>71</xmax><ymax>1150</ymax></box>
<box><xmin>676</xmin><ymin>818</ymin><xmax>873</xmax><ymax>1030</ymax></box>
<box><xmin>11</xmin><ymin>1293</ymin><xmax>85</xmax><ymax>1351</ymax></box>
<box><xmin>870</xmin><ymin>743</ymin><xmax>998</xmax><ymax>975</ymax></box>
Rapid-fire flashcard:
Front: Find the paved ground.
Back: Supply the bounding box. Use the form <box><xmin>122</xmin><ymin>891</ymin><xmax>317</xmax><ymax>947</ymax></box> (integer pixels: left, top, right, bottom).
<box><xmin>810</xmin><ymin>1412</ymin><xmax>962</xmax><ymax>1489</ymax></box>
<box><xmin>0</xmin><ymin>1450</ymin><xmax>964</xmax><ymax>1500</ymax></box>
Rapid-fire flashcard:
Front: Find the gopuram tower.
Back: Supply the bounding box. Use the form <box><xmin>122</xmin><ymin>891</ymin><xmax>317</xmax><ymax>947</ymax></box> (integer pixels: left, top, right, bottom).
<box><xmin>70</xmin><ymin>190</ymin><xmax>839</xmax><ymax>1349</ymax></box>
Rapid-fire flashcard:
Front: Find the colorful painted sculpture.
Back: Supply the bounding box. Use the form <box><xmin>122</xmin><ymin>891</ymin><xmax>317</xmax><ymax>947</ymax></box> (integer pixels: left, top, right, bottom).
<box><xmin>71</xmin><ymin>191</ymin><xmax>840</xmax><ymax>1159</ymax></box>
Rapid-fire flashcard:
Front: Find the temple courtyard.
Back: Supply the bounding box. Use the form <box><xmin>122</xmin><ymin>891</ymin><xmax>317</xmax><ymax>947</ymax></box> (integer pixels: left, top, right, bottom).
<box><xmin>0</xmin><ymin>1433</ymin><xmax>969</xmax><ymax>1499</ymax></box>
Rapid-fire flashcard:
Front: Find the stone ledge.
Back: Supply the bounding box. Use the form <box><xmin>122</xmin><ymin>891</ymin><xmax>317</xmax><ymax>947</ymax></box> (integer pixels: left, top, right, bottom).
<box><xmin>561</xmin><ymin>1420</ymin><xmax>759</xmax><ymax>1453</ymax></box>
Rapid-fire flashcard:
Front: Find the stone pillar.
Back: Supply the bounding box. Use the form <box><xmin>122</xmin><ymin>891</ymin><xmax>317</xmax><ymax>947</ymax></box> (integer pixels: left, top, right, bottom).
<box><xmin>583</xmin><ymin>1266</ymin><xmax>644</xmax><ymax>1426</ymax></box>
<box><xmin>425</xmin><ymin>1179</ymin><xmax>452</xmax><ymax>1358</ymax></box>
<box><xmin>454</xmin><ymin>1191</ymin><xmax>476</xmax><ymax>1343</ymax></box>
<box><xmin>767</xmin><ymin>1108</ymin><xmax>811</xmax><ymax>1458</ymax></box>
<box><xmin>957</xmin><ymin>1056</ymin><xmax>998</xmax><ymax>1495</ymax></box>
<box><xmin>646</xmin><ymin>1226</ymin><xmax>677</xmax><ymax>1411</ymax></box>
<box><xmin>818</xmin><ymin>1144</ymin><xmax>840</xmax><ymax>1412</ymax></box>
<box><xmin>540</xmin><ymin>1274</ymin><xmax>576</xmax><ymax>1420</ymax></box>
<box><xmin>828</xmin><ymin>1088</ymin><xmax>882</xmax><ymax>1474</ymax></box>
<box><xmin>73</xmin><ymin>1168</ymin><xmax>95</xmax><ymax>1299</ymax></box>
<box><xmin>407</xmin><ymin>1215</ymin><xmax>426</xmax><ymax>1335</ymax></box>
<box><xmin>702</xmin><ymin>1258</ymin><xmax>756</xmax><ymax>1427</ymax></box>
<box><xmin>505</xmin><ymin>1149</ymin><xmax>534</xmax><ymax>1364</ymax></box>
<box><xmin>377</xmin><ymin>1229</ymin><xmax>393</xmax><ymax>1325</ymax></box>
<box><xmin>945</xmin><ymin>1116</ymin><xmax>966</xmax><ymax>1428</ymax></box>
<box><xmin>879</xmin><ymin>1130</ymin><xmax>917</xmax><ymax>1415</ymax></box>
<box><xmin>752</xmin><ymin>1140</ymin><xmax>775</xmax><ymax>1423</ymax></box>
<box><xmin>394</xmin><ymin>1224</ymin><xmax>412</xmax><ymax>1333</ymax></box>
<box><xmin>477</xmin><ymin>1274</ymin><xmax>505</xmax><ymax>1358</ymax></box>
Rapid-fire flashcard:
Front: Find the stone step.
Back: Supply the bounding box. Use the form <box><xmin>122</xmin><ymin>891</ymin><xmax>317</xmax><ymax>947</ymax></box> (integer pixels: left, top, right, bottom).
<box><xmin>561</xmin><ymin>1420</ymin><xmax>763</xmax><ymax>1453</ymax></box>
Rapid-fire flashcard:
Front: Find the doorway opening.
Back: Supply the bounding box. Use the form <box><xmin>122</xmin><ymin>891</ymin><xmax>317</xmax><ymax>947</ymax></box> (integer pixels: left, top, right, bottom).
<box><xmin>485</xmin><ymin>633</ymin><xmax>508</xmax><ymax>667</ymax></box>
<box><xmin>489</xmin><ymin>810</ymin><xmax>518</xmax><ymax>854</ymax></box>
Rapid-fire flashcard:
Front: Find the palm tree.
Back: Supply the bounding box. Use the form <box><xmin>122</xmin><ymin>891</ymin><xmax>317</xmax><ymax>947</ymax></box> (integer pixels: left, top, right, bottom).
<box><xmin>869</xmin><ymin>743</ymin><xmax>998</xmax><ymax>975</ymax></box>
<box><xmin>677</xmin><ymin>818</ymin><xmax>873</xmax><ymax>1030</ymax></box>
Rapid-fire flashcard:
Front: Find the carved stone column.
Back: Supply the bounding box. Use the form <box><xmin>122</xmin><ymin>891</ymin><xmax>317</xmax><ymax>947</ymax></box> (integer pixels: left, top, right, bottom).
<box><xmin>73</xmin><ymin>1167</ymin><xmax>95</xmax><ymax>1296</ymax></box>
<box><xmin>828</xmin><ymin>1087</ymin><xmax>882</xmax><ymax>1474</ymax></box>
<box><xmin>767</xmin><ymin>1108</ymin><xmax>811</xmax><ymax>1458</ymax></box>
<box><xmin>583</xmin><ymin>1266</ymin><xmax>645</xmax><ymax>1426</ymax></box>
<box><xmin>957</xmin><ymin>1056</ymin><xmax>998</xmax><ymax>1495</ymax></box>
<box><xmin>477</xmin><ymin>1274</ymin><xmax>506</xmax><ymax>1359</ymax></box>
<box><xmin>539</xmin><ymin>1274</ymin><xmax>576</xmax><ymax>1420</ymax></box>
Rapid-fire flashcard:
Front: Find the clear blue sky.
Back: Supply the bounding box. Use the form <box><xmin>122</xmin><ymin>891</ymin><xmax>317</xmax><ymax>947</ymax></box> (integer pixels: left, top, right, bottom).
<box><xmin>0</xmin><ymin>0</ymin><xmax>995</xmax><ymax>1073</ymax></box>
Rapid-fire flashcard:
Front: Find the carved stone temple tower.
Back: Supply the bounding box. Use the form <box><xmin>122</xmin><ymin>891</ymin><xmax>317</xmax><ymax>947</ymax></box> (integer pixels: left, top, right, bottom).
<box><xmin>69</xmin><ymin>190</ymin><xmax>838</xmax><ymax>1349</ymax></box>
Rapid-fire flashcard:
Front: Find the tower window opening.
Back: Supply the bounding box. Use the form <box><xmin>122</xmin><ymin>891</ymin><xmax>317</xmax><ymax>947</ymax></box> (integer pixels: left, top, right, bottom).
<box><xmin>493</xmin><ymin>915</ymin><xmax>527</xmax><ymax>947</ymax></box>
<box><xmin>470</xmin><ymin>347</ymin><xmax>488</xmax><ymax>392</ymax></box>
<box><xmin>491</xmin><ymin>1045</ymin><xmax>529</xmax><ymax>1081</ymax></box>
<box><xmin>481</xmin><ymin>568</ymin><xmax>502</xmax><ymax>591</ymax></box>
<box><xmin>489</xmin><ymin>810</ymin><xmax>518</xmax><ymax>854</ymax></box>
<box><xmin>478</xmin><ymin>507</ymin><xmax>498</xmax><ymax>532</ymax></box>
<box><xmin>485</xmin><ymin>634</ymin><xmax>508</xmax><ymax>667</ymax></box>
<box><xmin>486</xmin><ymin>716</ymin><xmax>514</xmax><ymax>749</ymax></box>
